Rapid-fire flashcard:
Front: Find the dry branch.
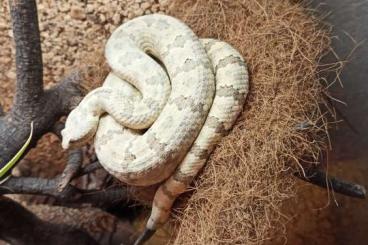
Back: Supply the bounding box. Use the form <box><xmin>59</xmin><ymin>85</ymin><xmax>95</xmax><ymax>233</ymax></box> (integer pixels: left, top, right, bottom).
<box><xmin>57</xmin><ymin>149</ymin><xmax>83</xmax><ymax>192</ymax></box>
<box><xmin>0</xmin><ymin>196</ymin><xmax>98</xmax><ymax>245</ymax></box>
<box><xmin>295</xmin><ymin>167</ymin><xmax>366</xmax><ymax>199</ymax></box>
<box><xmin>0</xmin><ymin>176</ymin><xmax>130</xmax><ymax>208</ymax></box>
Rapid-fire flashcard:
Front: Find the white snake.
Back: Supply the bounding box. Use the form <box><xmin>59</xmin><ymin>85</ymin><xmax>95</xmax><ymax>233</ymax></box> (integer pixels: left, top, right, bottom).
<box><xmin>61</xmin><ymin>14</ymin><xmax>249</xmax><ymax>242</ymax></box>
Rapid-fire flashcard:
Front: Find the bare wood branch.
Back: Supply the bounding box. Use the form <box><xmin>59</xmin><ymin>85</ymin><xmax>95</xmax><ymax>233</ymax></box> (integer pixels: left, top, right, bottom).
<box><xmin>0</xmin><ymin>70</ymin><xmax>85</xmax><ymax>174</ymax></box>
<box><xmin>78</xmin><ymin>161</ymin><xmax>103</xmax><ymax>177</ymax></box>
<box><xmin>0</xmin><ymin>177</ymin><xmax>130</xmax><ymax>208</ymax></box>
<box><xmin>0</xmin><ymin>196</ymin><xmax>99</xmax><ymax>245</ymax></box>
<box><xmin>46</xmin><ymin>70</ymin><xmax>86</xmax><ymax>114</ymax></box>
<box><xmin>9</xmin><ymin>0</ymin><xmax>44</xmax><ymax>111</ymax></box>
<box><xmin>57</xmin><ymin>149</ymin><xmax>83</xmax><ymax>192</ymax></box>
<box><xmin>295</xmin><ymin>167</ymin><xmax>366</xmax><ymax>199</ymax></box>
<box><xmin>51</xmin><ymin>121</ymin><xmax>65</xmax><ymax>139</ymax></box>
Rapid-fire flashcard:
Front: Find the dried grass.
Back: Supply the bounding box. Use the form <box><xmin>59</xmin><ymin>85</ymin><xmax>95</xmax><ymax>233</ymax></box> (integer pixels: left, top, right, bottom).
<box><xmin>163</xmin><ymin>0</ymin><xmax>331</xmax><ymax>244</ymax></box>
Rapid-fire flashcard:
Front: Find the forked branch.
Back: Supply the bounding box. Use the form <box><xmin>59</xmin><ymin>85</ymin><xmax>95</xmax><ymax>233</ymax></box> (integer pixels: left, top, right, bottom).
<box><xmin>0</xmin><ymin>196</ymin><xmax>98</xmax><ymax>245</ymax></box>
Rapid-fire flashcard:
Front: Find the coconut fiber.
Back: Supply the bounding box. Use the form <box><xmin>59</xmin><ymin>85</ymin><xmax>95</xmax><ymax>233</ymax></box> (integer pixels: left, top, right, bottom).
<box><xmin>164</xmin><ymin>0</ymin><xmax>330</xmax><ymax>244</ymax></box>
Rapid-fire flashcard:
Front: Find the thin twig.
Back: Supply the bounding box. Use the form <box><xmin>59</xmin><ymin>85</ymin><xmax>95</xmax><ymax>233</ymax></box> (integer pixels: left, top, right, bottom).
<box><xmin>295</xmin><ymin>167</ymin><xmax>366</xmax><ymax>199</ymax></box>
<box><xmin>57</xmin><ymin>149</ymin><xmax>83</xmax><ymax>192</ymax></box>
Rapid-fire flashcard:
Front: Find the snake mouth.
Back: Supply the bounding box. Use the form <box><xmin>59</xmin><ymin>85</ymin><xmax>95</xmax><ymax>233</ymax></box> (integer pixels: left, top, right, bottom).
<box><xmin>62</xmin><ymin>137</ymin><xmax>88</xmax><ymax>150</ymax></box>
<box><xmin>60</xmin><ymin>128</ymin><xmax>70</xmax><ymax>149</ymax></box>
<box><xmin>61</xmin><ymin>127</ymin><xmax>97</xmax><ymax>150</ymax></box>
<box><xmin>61</xmin><ymin>129</ymin><xmax>80</xmax><ymax>149</ymax></box>
<box><xmin>61</xmin><ymin>135</ymin><xmax>71</xmax><ymax>149</ymax></box>
<box><xmin>61</xmin><ymin>136</ymin><xmax>88</xmax><ymax>150</ymax></box>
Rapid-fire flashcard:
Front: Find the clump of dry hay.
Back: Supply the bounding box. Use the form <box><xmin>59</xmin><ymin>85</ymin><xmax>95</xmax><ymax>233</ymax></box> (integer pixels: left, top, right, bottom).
<box><xmin>165</xmin><ymin>0</ymin><xmax>330</xmax><ymax>244</ymax></box>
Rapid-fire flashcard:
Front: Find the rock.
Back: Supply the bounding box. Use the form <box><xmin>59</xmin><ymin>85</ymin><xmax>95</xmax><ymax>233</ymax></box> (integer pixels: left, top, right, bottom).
<box><xmin>0</xmin><ymin>57</ymin><xmax>11</xmax><ymax>65</ymax></box>
<box><xmin>112</xmin><ymin>14</ymin><xmax>121</xmax><ymax>25</ymax></box>
<box><xmin>86</xmin><ymin>4</ymin><xmax>95</xmax><ymax>14</ymax></box>
<box><xmin>0</xmin><ymin>22</ymin><xmax>7</xmax><ymax>31</ymax></box>
<box><xmin>39</xmin><ymin>23</ymin><xmax>46</xmax><ymax>32</ymax></box>
<box><xmin>7</xmin><ymin>29</ymin><xmax>13</xmax><ymax>38</ymax></box>
<box><xmin>67</xmin><ymin>38</ymin><xmax>78</xmax><ymax>47</ymax></box>
<box><xmin>70</xmin><ymin>7</ymin><xmax>86</xmax><ymax>21</ymax></box>
<box><xmin>99</xmin><ymin>14</ymin><xmax>106</xmax><ymax>23</ymax></box>
<box><xmin>159</xmin><ymin>0</ymin><xmax>169</xmax><ymax>7</ymax></box>
<box><xmin>141</xmin><ymin>2</ymin><xmax>151</xmax><ymax>11</ymax></box>
<box><xmin>59</xmin><ymin>3</ymin><xmax>70</xmax><ymax>13</ymax></box>
<box><xmin>6</xmin><ymin>70</ymin><xmax>16</xmax><ymax>80</ymax></box>
<box><xmin>134</xmin><ymin>8</ymin><xmax>144</xmax><ymax>16</ymax></box>
<box><xmin>152</xmin><ymin>4</ymin><xmax>160</xmax><ymax>12</ymax></box>
<box><xmin>127</xmin><ymin>12</ymin><xmax>134</xmax><ymax>19</ymax></box>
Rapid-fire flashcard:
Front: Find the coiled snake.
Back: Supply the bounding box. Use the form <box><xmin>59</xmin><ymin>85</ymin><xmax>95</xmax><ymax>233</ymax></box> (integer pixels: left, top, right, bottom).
<box><xmin>61</xmin><ymin>14</ymin><xmax>249</xmax><ymax>244</ymax></box>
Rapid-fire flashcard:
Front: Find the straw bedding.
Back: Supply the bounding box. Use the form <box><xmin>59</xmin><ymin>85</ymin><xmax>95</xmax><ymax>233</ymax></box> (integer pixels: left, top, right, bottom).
<box><xmin>164</xmin><ymin>1</ymin><xmax>330</xmax><ymax>244</ymax></box>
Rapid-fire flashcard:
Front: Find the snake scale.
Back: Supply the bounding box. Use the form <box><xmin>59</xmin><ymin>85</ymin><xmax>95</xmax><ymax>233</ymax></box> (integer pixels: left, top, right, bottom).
<box><xmin>61</xmin><ymin>14</ymin><xmax>249</xmax><ymax>244</ymax></box>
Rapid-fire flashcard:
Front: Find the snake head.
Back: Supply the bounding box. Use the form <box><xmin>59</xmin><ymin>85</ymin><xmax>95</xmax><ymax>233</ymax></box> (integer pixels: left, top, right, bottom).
<box><xmin>61</xmin><ymin>122</ymin><xmax>98</xmax><ymax>150</ymax></box>
<box><xmin>61</xmin><ymin>107</ymin><xmax>99</xmax><ymax>150</ymax></box>
<box><xmin>61</xmin><ymin>126</ymin><xmax>84</xmax><ymax>150</ymax></box>
<box><xmin>61</xmin><ymin>130</ymin><xmax>75</xmax><ymax>149</ymax></box>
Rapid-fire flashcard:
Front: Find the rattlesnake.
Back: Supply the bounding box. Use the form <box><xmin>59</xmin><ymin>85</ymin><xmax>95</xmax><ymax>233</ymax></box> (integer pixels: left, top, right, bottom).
<box><xmin>61</xmin><ymin>14</ymin><xmax>248</xmax><ymax>243</ymax></box>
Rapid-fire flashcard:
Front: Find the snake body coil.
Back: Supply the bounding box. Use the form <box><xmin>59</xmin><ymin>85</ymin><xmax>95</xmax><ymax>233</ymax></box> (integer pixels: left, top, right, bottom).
<box><xmin>62</xmin><ymin>14</ymin><xmax>249</xmax><ymax>241</ymax></box>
